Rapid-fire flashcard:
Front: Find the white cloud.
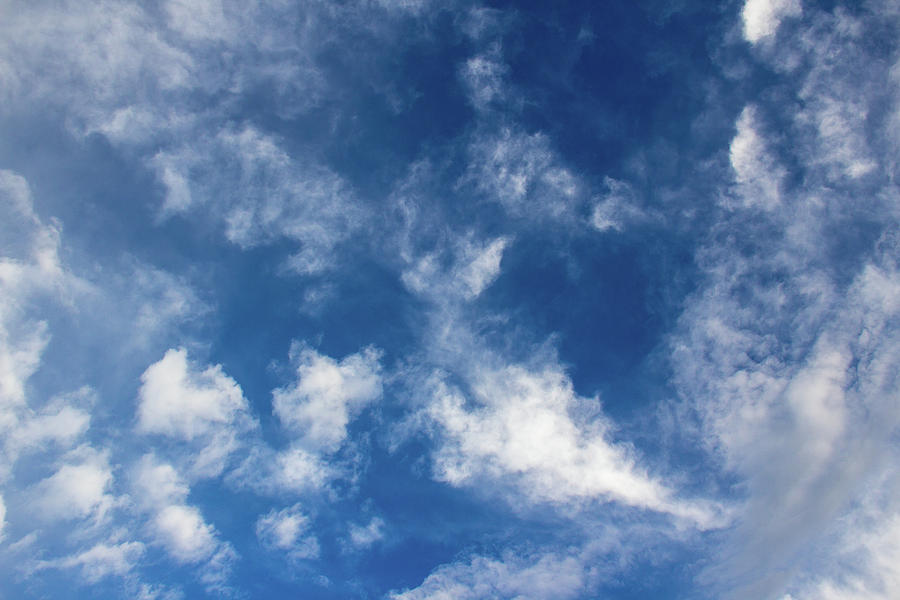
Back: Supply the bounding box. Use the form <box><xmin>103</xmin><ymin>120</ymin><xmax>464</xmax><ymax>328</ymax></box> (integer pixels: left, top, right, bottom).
<box><xmin>673</xmin><ymin>7</ymin><xmax>900</xmax><ymax>593</ymax></box>
<box><xmin>402</xmin><ymin>235</ymin><xmax>510</xmax><ymax>301</ymax></box>
<box><xmin>729</xmin><ymin>106</ymin><xmax>783</xmax><ymax>210</ymax></box>
<box><xmin>467</xmin><ymin>128</ymin><xmax>582</xmax><ymax>219</ymax></box>
<box><xmin>8</xmin><ymin>403</ymin><xmax>91</xmax><ymax>455</ymax></box>
<box><xmin>137</xmin><ymin>348</ymin><xmax>249</xmax><ymax>440</ymax></box>
<box><xmin>137</xmin><ymin>348</ymin><xmax>254</xmax><ymax>478</ymax></box>
<box><xmin>348</xmin><ymin>517</ymin><xmax>385</xmax><ymax>549</ymax></box>
<box><xmin>0</xmin><ymin>170</ymin><xmax>64</xmax><ymax>415</ymax></box>
<box><xmin>741</xmin><ymin>0</ymin><xmax>801</xmax><ymax>43</ymax></box>
<box><xmin>390</xmin><ymin>550</ymin><xmax>591</xmax><ymax>600</ymax></box>
<box><xmin>461</xmin><ymin>48</ymin><xmax>508</xmax><ymax>112</ymax></box>
<box><xmin>35</xmin><ymin>447</ymin><xmax>115</xmax><ymax>522</ymax></box>
<box><xmin>273</xmin><ymin>346</ymin><xmax>382</xmax><ymax>453</ymax></box>
<box><xmin>152</xmin><ymin>126</ymin><xmax>362</xmax><ymax>274</ymax></box>
<box><xmin>154</xmin><ymin>505</ymin><xmax>218</xmax><ymax>564</ymax></box>
<box><xmin>256</xmin><ymin>504</ymin><xmax>319</xmax><ymax>560</ymax></box>
<box><xmin>134</xmin><ymin>455</ymin><xmax>235</xmax><ymax>583</ymax></box>
<box><xmin>428</xmin><ymin>362</ymin><xmax>722</xmax><ymax>527</ymax></box>
<box><xmin>59</xmin><ymin>541</ymin><xmax>145</xmax><ymax>582</ymax></box>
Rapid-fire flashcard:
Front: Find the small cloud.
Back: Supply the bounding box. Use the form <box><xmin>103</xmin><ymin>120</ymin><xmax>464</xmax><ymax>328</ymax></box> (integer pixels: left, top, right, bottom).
<box><xmin>348</xmin><ymin>517</ymin><xmax>385</xmax><ymax>550</ymax></box>
<box><xmin>273</xmin><ymin>345</ymin><xmax>383</xmax><ymax>453</ymax></box>
<box><xmin>34</xmin><ymin>446</ymin><xmax>115</xmax><ymax>523</ymax></box>
<box><xmin>59</xmin><ymin>541</ymin><xmax>145</xmax><ymax>582</ymax></box>
<box><xmin>136</xmin><ymin>348</ymin><xmax>255</xmax><ymax>478</ymax></box>
<box><xmin>256</xmin><ymin>504</ymin><xmax>319</xmax><ymax>560</ymax></box>
<box><xmin>741</xmin><ymin>0</ymin><xmax>801</xmax><ymax>44</ymax></box>
<box><xmin>590</xmin><ymin>177</ymin><xmax>650</xmax><ymax>232</ymax></box>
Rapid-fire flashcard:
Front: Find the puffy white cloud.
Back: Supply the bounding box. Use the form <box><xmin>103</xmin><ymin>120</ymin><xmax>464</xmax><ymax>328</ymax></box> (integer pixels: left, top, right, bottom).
<box><xmin>137</xmin><ymin>348</ymin><xmax>249</xmax><ymax>440</ymax></box>
<box><xmin>273</xmin><ymin>346</ymin><xmax>382</xmax><ymax>453</ymax></box>
<box><xmin>133</xmin><ymin>455</ymin><xmax>235</xmax><ymax>583</ymax></box>
<box><xmin>154</xmin><ymin>505</ymin><xmax>219</xmax><ymax>564</ymax></box>
<box><xmin>35</xmin><ymin>447</ymin><xmax>115</xmax><ymax>522</ymax></box>
<box><xmin>255</xmin><ymin>504</ymin><xmax>319</xmax><ymax>560</ymax></box>
<box><xmin>390</xmin><ymin>550</ymin><xmax>590</xmax><ymax>600</ymax></box>
<box><xmin>741</xmin><ymin>0</ymin><xmax>801</xmax><ymax>43</ymax></box>
<box><xmin>7</xmin><ymin>403</ymin><xmax>91</xmax><ymax>455</ymax></box>
<box><xmin>137</xmin><ymin>348</ymin><xmax>255</xmax><ymax>478</ymax></box>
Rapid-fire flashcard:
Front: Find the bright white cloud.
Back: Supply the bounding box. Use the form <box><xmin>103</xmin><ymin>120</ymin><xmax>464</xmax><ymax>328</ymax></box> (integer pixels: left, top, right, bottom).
<box><xmin>137</xmin><ymin>348</ymin><xmax>254</xmax><ymax>478</ymax></box>
<box><xmin>741</xmin><ymin>0</ymin><xmax>801</xmax><ymax>43</ymax></box>
<box><xmin>428</xmin><ymin>363</ymin><xmax>722</xmax><ymax>527</ymax></box>
<box><xmin>134</xmin><ymin>455</ymin><xmax>235</xmax><ymax>583</ymax></box>
<box><xmin>0</xmin><ymin>170</ymin><xmax>63</xmax><ymax>415</ymax></box>
<box><xmin>256</xmin><ymin>504</ymin><xmax>319</xmax><ymax>560</ymax></box>
<box><xmin>35</xmin><ymin>447</ymin><xmax>114</xmax><ymax>522</ymax></box>
<box><xmin>154</xmin><ymin>505</ymin><xmax>219</xmax><ymax>564</ymax></box>
<box><xmin>273</xmin><ymin>346</ymin><xmax>382</xmax><ymax>453</ymax></box>
<box><xmin>137</xmin><ymin>348</ymin><xmax>249</xmax><ymax>440</ymax></box>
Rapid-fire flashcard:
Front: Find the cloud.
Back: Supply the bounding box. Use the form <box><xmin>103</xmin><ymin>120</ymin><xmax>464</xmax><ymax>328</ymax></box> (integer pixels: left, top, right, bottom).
<box><xmin>137</xmin><ymin>348</ymin><xmax>255</xmax><ymax>478</ymax></box>
<box><xmin>728</xmin><ymin>106</ymin><xmax>784</xmax><ymax>210</ymax></box>
<box><xmin>671</xmin><ymin>6</ymin><xmax>900</xmax><ymax>596</ymax></box>
<box><xmin>390</xmin><ymin>549</ymin><xmax>591</xmax><ymax>600</ymax></box>
<box><xmin>35</xmin><ymin>446</ymin><xmax>115</xmax><ymax>522</ymax></box>
<box><xmin>273</xmin><ymin>345</ymin><xmax>382</xmax><ymax>453</ymax></box>
<box><xmin>255</xmin><ymin>504</ymin><xmax>319</xmax><ymax>560</ymax></box>
<box><xmin>402</xmin><ymin>235</ymin><xmax>510</xmax><ymax>301</ymax></box>
<box><xmin>427</xmin><ymin>362</ymin><xmax>722</xmax><ymax>527</ymax></box>
<box><xmin>741</xmin><ymin>0</ymin><xmax>801</xmax><ymax>43</ymax></box>
<box><xmin>348</xmin><ymin>517</ymin><xmax>385</xmax><ymax>549</ymax></box>
<box><xmin>133</xmin><ymin>455</ymin><xmax>235</xmax><ymax>585</ymax></box>
<box><xmin>152</xmin><ymin>126</ymin><xmax>363</xmax><ymax>274</ymax></box>
<box><xmin>466</xmin><ymin>128</ymin><xmax>582</xmax><ymax>220</ymax></box>
<box><xmin>0</xmin><ymin>493</ymin><xmax>6</xmax><ymax>541</ymax></box>
<box><xmin>460</xmin><ymin>47</ymin><xmax>509</xmax><ymax>112</ymax></box>
<box><xmin>59</xmin><ymin>541</ymin><xmax>146</xmax><ymax>583</ymax></box>
<box><xmin>0</xmin><ymin>170</ymin><xmax>65</xmax><ymax>415</ymax></box>
<box><xmin>137</xmin><ymin>348</ymin><xmax>249</xmax><ymax>440</ymax></box>
<box><xmin>591</xmin><ymin>177</ymin><xmax>654</xmax><ymax>232</ymax></box>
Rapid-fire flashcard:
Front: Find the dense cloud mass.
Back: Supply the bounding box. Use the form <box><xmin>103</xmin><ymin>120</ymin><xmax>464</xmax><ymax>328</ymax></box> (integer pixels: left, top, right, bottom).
<box><xmin>0</xmin><ymin>0</ymin><xmax>898</xmax><ymax>598</ymax></box>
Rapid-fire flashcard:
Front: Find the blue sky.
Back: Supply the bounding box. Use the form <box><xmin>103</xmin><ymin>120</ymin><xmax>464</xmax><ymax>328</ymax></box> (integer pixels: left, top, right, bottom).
<box><xmin>1</xmin><ymin>0</ymin><xmax>899</xmax><ymax>598</ymax></box>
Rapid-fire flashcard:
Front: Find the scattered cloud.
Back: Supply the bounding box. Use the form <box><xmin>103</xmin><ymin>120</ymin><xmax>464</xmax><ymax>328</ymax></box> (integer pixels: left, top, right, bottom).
<box><xmin>741</xmin><ymin>0</ymin><xmax>801</xmax><ymax>43</ymax></box>
<box><xmin>256</xmin><ymin>504</ymin><xmax>319</xmax><ymax>560</ymax></box>
<box><xmin>390</xmin><ymin>549</ymin><xmax>592</xmax><ymax>600</ymax></box>
<box><xmin>273</xmin><ymin>345</ymin><xmax>382</xmax><ymax>454</ymax></box>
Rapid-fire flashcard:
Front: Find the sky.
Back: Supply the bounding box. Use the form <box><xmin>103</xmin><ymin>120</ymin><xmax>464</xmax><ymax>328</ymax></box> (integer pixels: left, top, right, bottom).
<box><xmin>0</xmin><ymin>0</ymin><xmax>899</xmax><ymax>598</ymax></box>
